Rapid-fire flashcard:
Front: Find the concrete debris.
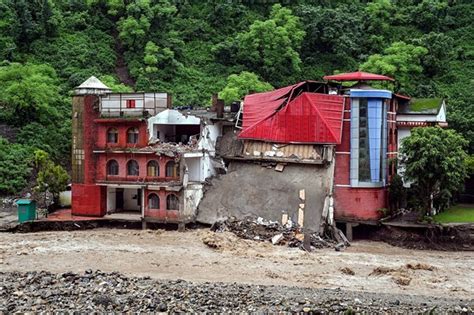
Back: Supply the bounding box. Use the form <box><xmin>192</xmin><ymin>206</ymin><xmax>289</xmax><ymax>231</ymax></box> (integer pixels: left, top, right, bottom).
<box><xmin>210</xmin><ymin>217</ymin><xmax>337</xmax><ymax>250</ymax></box>
<box><xmin>271</xmin><ymin>234</ymin><xmax>284</xmax><ymax>245</ymax></box>
<box><xmin>274</xmin><ymin>163</ymin><xmax>285</xmax><ymax>172</ymax></box>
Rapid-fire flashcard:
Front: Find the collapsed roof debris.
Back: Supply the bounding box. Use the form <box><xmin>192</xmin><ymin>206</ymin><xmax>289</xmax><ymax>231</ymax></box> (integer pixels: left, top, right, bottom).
<box><xmin>208</xmin><ymin>216</ymin><xmax>348</xmax><ymax>251</ymax></box>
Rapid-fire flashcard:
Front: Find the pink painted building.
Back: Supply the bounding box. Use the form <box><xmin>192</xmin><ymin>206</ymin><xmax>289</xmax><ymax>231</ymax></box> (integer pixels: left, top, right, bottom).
<box><xmin>71</xmin><ymin>77</ymin><xmax>227</xmax><ymax>224</ymax></box>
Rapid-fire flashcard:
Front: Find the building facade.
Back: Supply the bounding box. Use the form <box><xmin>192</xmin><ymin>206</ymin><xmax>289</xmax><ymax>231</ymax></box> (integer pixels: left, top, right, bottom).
<box><xmin>71</xmin><ymin>77</ymin><xmax>224</xmax><ymax>223</ymax></box>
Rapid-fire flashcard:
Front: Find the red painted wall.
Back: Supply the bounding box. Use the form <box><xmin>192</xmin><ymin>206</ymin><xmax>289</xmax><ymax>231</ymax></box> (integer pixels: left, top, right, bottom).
<box><xmin>95</xmin><ymin>120</ymin><xmax>149</xmax><ymax>149</ymax></box>
<box><xmin>71</xmin><ymin>184</ymin><xmax>106</xmax><ymax>216</ymax></box>
<box><xmin>334</xmin><ymin>187</ymin><xmax>386</xmax><ymax>220</ymax></box>
<box><xmin>71</xmin><ymin>95</ymin><xmax>104</xmax><ymax>216</ymax></box>
<box><xmin>96</xmin><ymin>153</ymin><xmax>178</xmax><ymax>182</ymax></box>
<box><xmin>144</xmin><ymin>188</ymin><xmax>179</xmax><ymax>220</ymax></box>
<box><xmin>333</xmin><ymin>96</ymin><xmax>388</xmax><ymax>221</ymax></box>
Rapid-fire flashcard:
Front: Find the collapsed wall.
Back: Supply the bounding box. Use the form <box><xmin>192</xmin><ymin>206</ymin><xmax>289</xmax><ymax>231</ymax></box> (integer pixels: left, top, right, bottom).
<box><xmin>197</xmin><ymin>161</ymin><xmax>333</xmax><ymax>234</ymax></box>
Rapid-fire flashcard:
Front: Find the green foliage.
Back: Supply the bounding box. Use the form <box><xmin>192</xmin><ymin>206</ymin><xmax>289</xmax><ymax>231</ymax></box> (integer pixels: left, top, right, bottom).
<box><xmin>219</xmin><ymin>72</ymin><xmax>273</xmax><ymax>105</ymax></box>
<box><xmin>388</xmin><ymin>173</ymin><xmax>405</xmax><ymax>212</ymax></box>
<box><xmin>0</xmin><ymin>137</ymin><xmax>33</xmax><ymax>195</ymax></box>
<box><xmin>360</xmin><ymin>42</ymin><xmax>428</xmax><ymax>94</ymax></box>
<box><xmin>0</xmin><ymin>63</ymin><xmax>61</xmax><ymax>126</ymax></box>
<box><xmin>0</xmin><ymin>0</ymin><xmax>473</xmax><ymax>194</ymax></box>
<box><xmin>16</xmin><ymin>122</ymin><xmax>71</xmax><ymax>164</ymax></box>
<box><xmin>100</xmin><ymin>75</ymin><xmax>133</xmax><ymax>93</ymax></box>
<box><xmin>400</xmin><ymin>127</ymin><xmax>468</xmax><ymax>213</ymax></box>
<box><xmin>233</xmin><ymin>4</ymin><xmax>305</xmax><ymax>85</ymax></box>
<box><xmin>409</xmin><ymin>98</ymin><xmax>442</xmax><ymax>112</ymax></box>
<box><xmin>34</xmin><ymin>149</ymin><xmax>69</xmax><ymax>199</ymax></box>
<box><xmin>434</xmin><ymin>205</ymin><xmax>474</xmax><ymax>223</ymax></box>
<box><xmin>465</xmin><ymin>155</ymin><xmax>474</xmax><ymax>176</ymax></box>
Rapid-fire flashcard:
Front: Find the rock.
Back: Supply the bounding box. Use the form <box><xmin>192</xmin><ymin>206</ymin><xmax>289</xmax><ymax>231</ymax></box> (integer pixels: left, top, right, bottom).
<box><xmin>158</xmin><ymin>303</ymin><xmax>168</xmax><ymax>311</ymax></box>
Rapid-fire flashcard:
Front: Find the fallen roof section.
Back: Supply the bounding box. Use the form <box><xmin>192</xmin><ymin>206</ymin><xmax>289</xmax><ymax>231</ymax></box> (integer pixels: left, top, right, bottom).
<box><xmin>239</xmin><ymin>88</ymin><xmax>345</xmax><ymax>144</ymax></box>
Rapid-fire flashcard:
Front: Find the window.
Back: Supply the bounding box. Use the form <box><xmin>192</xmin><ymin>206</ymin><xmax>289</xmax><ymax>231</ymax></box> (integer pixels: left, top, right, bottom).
<box><xmin>351</xmin><ymin>97</ymin><xmax>387</xmax><ymax>186</ymax></box>
<box><xmin>126</xmin><ymin>99</ymin><xmax>136</xmax><ymax>108</ymax></box>
<box><xmin>147</xmin><ymin>160</ymin><xmax>159</xmax><ymax>177</ymax></box>
<box><xmin>166</xmin><ymin>194</ymin><xmax>179</xmax><ymax>210</ymax></box>
<box><xmin>127</xmin><ymin>160</ymin><xmax>139</xmax><ymax>176</ymax></box>
<box><xmin>107</xmin><ymin>128</ymin><xmax>118</xmax><ymax>143</ymax></box>
<box><xmin>107</xmin><ymin>160</ymin><xmax>119</xmax><ymax>176</ymax></box>
<box><xmin>165</xmin><ymin>161</ymin><xmax>179</xmax><ymax>177</ymax></box>
<box><xmin>148</xmin><ymin>193</ymin><xmax>160</xmax><ymax>209</ymax></box>
<box><xmin>127</xmin><ymin>127</ymin><xmax>139</xmax><ymax>144</ymax></box>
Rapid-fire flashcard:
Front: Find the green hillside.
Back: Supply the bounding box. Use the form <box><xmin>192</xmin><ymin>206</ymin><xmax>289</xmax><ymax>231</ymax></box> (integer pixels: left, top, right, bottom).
<box><xmin>0</xmin><ymin>0</ymin><xmax>473</xmax><ymax>195</ymax></box>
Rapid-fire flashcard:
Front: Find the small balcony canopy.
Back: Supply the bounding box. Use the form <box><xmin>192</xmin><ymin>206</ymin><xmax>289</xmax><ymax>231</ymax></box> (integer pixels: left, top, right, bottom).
<box><xmin>323</xmin><ymin>71</ymin><xmax>395</xmax><ymax>82</ymax></box>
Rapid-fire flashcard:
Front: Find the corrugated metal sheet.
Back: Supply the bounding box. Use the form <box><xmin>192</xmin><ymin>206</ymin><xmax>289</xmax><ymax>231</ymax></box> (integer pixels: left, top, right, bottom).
<box><xmin>243</xmin><ymin>140</ymin><xmax>324</xmax><ymax>160</ymax></box>
<box><xmin>239</xmin><ymin>92</ymin><xmax>344</xmax><ymax>144</ymax></box>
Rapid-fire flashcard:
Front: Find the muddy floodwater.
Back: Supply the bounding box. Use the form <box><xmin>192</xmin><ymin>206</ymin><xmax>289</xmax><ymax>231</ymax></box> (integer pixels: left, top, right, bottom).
<box><xmin>0</xmin><ymin>229</ymin><xmax>472</xmax><ymax>299</ymax></box>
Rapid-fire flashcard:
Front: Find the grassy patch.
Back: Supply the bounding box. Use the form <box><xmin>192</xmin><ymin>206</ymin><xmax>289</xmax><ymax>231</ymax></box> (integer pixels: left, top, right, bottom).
<box><xmin>434</xmin><ymin>204</ymin><xmax>474</xmax><ymax>223</ymax></box>
<box><xmin>410</xmin><ymin>98</ymin><xmax>442</xmax><ymax>112</ymax></box>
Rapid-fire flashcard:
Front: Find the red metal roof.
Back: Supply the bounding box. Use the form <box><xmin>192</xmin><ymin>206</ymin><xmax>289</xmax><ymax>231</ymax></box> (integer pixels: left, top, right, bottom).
<box><xmin>239</xmin><ymin>91</ymin><xmax>345</xmax><ymax>144</ymax></box>
<box><xmin>323</xmin><ymin>71</ymin><xmax>394</xmax><ymax>82</ymax></box>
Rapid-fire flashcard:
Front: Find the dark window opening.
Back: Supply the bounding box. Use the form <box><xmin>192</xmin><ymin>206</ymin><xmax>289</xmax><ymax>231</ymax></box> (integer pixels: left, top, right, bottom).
<box><xmin>359</xmin><ymin>99</ymin><xmax>370</xmax><ymax>182</ymax></box>
<box><xmin>107</xmin><ymin>160</ymin><xmax>119</xmax><ymax>176</ymax></box>
<box><xmin>166</xmin><ymin>194</ymin><xmax>179</xmax><ymax>210</ymax></box>
<box><xmin>107</xmin><ymin>128</ymin><xmax>118</xmax><ymax>143</ymax></box>
<box><xmin>148</xmin><ymin>193</ymin><xmax>159</xmax><ymax>209</ymax></box>
<box><xmin>127</xmin><ymin>127</ymin><xmax>139</xmax><ymax>144</ymax></box>
<box><xmin>127</xmin><ymin>160</ymin><xmax>139</xmax><ymax>176</ymax></box>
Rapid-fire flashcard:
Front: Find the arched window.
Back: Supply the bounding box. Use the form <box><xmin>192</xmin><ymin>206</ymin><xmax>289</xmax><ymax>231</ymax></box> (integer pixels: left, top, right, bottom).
<box><xmin>148</xmin><ymin>193</ymin><xmax>160</xmax><ymax>209</ymax></box>
<box><xmin>127</xmin><ymin>160</ymin><xmax>139</xmax><ymax>176</ymax></box>
<box><xmin>165</xmin><ymin>161</ymin><xmax>179</xmax><ymax>177</ymax></box>
<box><xmin>166</xmin><ymin>194</ymin><xmax>179</xmax><ymax>210</ymax></box>
<box><xmin>107</xmin><ymin>160</ymin><xmax>119</xmax><ymax>176</ymax></box>
<box><xmin>127</xmin><ymin>127</ymin><xmax>139</xmax><ymax>144</ymax></box>
<box><xmin>147</xmin><ymin>160</ymin><xmax>159</xmax><ymax>177</ymax></box>
<box><xmin>107</xmin><ymin>128</ymin><xmax>118</xmax><ymax>143</ymax></box>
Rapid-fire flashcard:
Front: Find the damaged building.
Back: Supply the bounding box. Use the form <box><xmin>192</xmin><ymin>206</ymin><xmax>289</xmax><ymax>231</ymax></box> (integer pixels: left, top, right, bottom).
<box><xmin>71</xmin><ymin>76</ymin><xmax>231</xmax><ymax>224</ymax></box>
<box><xmin>198</xmin><ymin>71</ymin><xmax>447</xmax><ymax>236</ymax></box>
<box><xmin>71</xmin><ymin>72</ymin><xmax>447</xmax><ymax>235</ymax></box>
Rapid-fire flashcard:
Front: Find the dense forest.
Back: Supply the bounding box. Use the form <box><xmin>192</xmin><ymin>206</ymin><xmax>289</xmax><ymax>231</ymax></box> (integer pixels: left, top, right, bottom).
<box><xmin>0</xmin><ymin>0</ymin><xmax>473</xmax><ymax>195</ymax></box>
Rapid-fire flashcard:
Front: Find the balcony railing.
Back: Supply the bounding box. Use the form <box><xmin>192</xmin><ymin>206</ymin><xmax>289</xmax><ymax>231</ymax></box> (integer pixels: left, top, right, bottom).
<box><xmin>99</xmin><ymin>92</ymin><xmax>170</xmax><ymax>117</ymax></box>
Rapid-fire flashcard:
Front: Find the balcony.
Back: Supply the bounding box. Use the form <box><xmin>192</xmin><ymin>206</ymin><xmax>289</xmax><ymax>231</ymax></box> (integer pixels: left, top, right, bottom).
<box><xmin>99</xmin><ymin>92</ymin><xmax>171</xmax><ymax>117</ymax></box>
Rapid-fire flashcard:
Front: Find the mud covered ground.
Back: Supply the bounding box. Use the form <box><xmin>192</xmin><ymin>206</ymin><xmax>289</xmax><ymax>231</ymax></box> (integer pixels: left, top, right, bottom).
<box><xmin>0</xmin><ymin>229</ymin><xmax>472</xmax><ymax>312</ymax></box>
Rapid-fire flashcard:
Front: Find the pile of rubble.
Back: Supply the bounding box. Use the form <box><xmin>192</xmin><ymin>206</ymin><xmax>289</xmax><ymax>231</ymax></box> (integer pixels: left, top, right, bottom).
<box><xmin>138</xmin><ymin>140</ymin><xmax>199</xmax><ymax>157</ymax></box>
<box><xmin>210</xmin><ymin>217</ymin><xmax>342</xmax><ymax>250</ymax></box>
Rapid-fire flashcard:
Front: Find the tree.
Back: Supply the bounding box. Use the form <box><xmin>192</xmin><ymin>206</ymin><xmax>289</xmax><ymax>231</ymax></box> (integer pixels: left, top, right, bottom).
<box><xmin>234</xmin><ymin>4</ymin><xmax>305</xmax><ymax>85</ymax></box>
<box><xmin>400</xmin><ymin>127</ymin><xmax>468</xmax><ymax>214</ymax></box>
<box><xmin>360</xmin><ymin>41</ymin><xmax>428</xmax><ymax>95</ymax></box>
<box><xmin>218</xmin><ymin>72</ymin><xmax>273</xmax><ymax>105</ymax></box>
<box><xmin>34</xmin><ymin>149</ymin><xmax>69</xmax><ymax>206</ymax></box>
<box><xmin>0</xmin><ymin>137</ymin><xmax>33</xmax><ymax>195</ymax></box>
<box><xmin>0</xmin><ymin>63</ymin><xmax>61</xmax><ymax>126</ymax></box>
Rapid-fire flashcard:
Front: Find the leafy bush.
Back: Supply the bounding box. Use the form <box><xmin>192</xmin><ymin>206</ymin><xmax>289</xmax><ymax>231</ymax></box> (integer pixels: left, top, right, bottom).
<box><xmin>0</xmin><ymin>137</ymin><xmax>33</xmax><ymax>195</ymax></box>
